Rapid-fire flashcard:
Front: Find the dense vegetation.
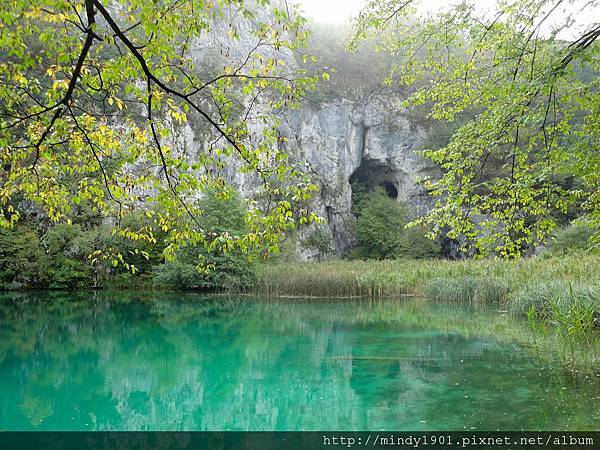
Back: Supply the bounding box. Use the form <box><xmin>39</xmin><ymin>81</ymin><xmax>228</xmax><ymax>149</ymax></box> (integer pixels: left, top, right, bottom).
<box><xmin>254</xmin><ymin>252</ymin><xmax>599</xmax><ymax>299</ymax></box>
<box><xmin>0</xmin><ymin>0</ymin><xmax>320</xmax><ymax>270</ymax></box>
<box><xmin>1</xmin><ymin>0</ymin><xmax>597</xmax><ymax>261</ymax></box>
<box><xmin>354</xmin><ymin>0</ymin><xmax>599</xmax><ymax>257</ymax></box>
<box><xmin>0</xmin><ymin>187</ymin><xmax>256</xmax><ymax>291</ymax></box>
<box><xmin>254</xmin><ymin>252</ymin><xmax>600</xmax><ymax>344</ymax></box>
<box><xmin>153</xmin><ymin>187</ymin><xmax>256</xmax><ymax>290</ymax></box>
<box><xmin>350</xmin><ymin>185</ymin><xmax>440</xmax><ymax>259</ymax></box>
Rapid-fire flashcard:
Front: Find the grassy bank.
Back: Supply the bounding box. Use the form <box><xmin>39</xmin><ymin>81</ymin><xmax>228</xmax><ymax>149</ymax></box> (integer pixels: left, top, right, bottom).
<box><xmin>254</xmin><ymin>253</ymin><xmax>599</xmax><ymax>322</ymax></box>
<box><xmin>255</xmin><ymin>253</ymin><xmax>598</xmax><ymax>298</ymax></box>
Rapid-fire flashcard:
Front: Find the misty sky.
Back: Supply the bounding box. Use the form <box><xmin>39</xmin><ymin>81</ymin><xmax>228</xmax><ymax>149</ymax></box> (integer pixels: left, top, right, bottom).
<box><xmin>294</xmin><ymin>0</ymin><xmax>599</xmax><ymax>39</ymax></box>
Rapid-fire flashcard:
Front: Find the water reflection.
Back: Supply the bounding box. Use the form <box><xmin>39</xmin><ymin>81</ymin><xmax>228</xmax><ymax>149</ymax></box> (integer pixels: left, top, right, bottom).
<box><xmin>0</xmin><ymin>292</ymin><xmax>597</xmax><ymax>430</ymax></box>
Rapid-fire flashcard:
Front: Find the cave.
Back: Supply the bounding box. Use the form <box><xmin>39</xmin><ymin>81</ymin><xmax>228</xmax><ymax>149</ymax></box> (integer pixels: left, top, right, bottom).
<box><xmin>379</xmin><ymin>181</ymin><xmax>398</xmax><ymax>199</ymax></box>
<box><xmin>349</xmin><ymin>159</ymin><xmax>399</xmax><ymax>200</ymax></box>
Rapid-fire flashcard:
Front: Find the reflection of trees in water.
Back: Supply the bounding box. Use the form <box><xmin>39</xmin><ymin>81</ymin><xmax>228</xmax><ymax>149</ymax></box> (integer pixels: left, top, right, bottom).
<box><xmin>0</xmin><ymin>293</ymin><xmax>597</xmax><ymax>430</ymax></box>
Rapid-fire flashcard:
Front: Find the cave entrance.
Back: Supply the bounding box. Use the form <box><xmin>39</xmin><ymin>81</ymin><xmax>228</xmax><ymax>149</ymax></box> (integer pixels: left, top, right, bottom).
<box><xmin>349</xmin><ymin>159</ymin><xmax>398</xmax><ymax>200</ymax></box>
<box><xmin>379</xmin><ymin>181</ymin><xmax>398</xmax><ymax>199</ymax></box>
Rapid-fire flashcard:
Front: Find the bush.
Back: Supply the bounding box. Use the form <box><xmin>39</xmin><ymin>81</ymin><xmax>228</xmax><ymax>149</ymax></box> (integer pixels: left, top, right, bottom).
<box><xmin>106</xmin><ymin>212</ymin><xmax>167</xmax><ymax>274</ymax></box>
<box><xmin>269</xmin><ymin>231</ymin><xmax>300</xmax><ymax>262</ymax></box>
<box><xmin>153</xmin><ymin>186</ymin><xmax>256</xmax><ymax>291</ymax></box>
<box><xmin>352</xmin><ymin>188</ymin><xmax>410</xmax><ymax>259</ymax></box>
<box><xmin>47</xmin><ymin>255</ymin><xmax>92</xmax><ymax>289</ymax></box>
<box><xmin>301</xmin><ymin>225</ymin><xmax>333</xmax><ymax>260</ymax></box>
<box><xmin>544</xmin><ymin>222</ymin><xmax>596</xmax><ymax>255</ymax></box>
<box><xmin>153</xmin><ymin>260</ymin><xmax>206</xmax><ymax>289</ymax></box>
<box><xmin>43</xmin><ymin>223</ymin><xmax>96</xmax><ymax>289</ymax></box>
<box><xmin>43</xmin><ymin>223</ymin><xmax>93</xmax><ymax>256</ymax></box>
<box><xmin>352</xmin><ymin>188</ymin><xmax>440</xmax><ymax>259</ymax></box>
<box><xmin>0</xmin><ymin>217</ymin><xmax>165</xmax><ymax>290</ymax></box>
<box><xmin>154</xmin><ymin>253</ymin><xmax>255</xmax><ymax>291</ymax></box>
<box><xmin>1</xmin><ymin>187</ymin><xmax>256</xmax><ymax>291</ymax></box>
<box><xmin>0</xmin><ymin>225</ymin><xmax>48</xmax><ymax>289</ymax></box>
<box><xmin>403</xmin><ymin>226</ymin><xmax>442</xmax><ymax>259</ymax></box>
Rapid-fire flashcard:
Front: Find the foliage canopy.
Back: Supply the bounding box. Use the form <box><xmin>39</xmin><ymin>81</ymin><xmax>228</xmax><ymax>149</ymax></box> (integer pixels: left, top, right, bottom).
<box><xmin>0</xmin><ymin>0</ymin><xmax>319</xmax><ymax>269</ymax></box>
<box><xmin>354</xmin><ymin>0</ymin><xmax>599</xmax><ymax>257</ymax></box>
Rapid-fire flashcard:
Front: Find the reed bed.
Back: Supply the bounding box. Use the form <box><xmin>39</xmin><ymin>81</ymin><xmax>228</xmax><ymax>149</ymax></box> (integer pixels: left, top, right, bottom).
<box><xmin>254</xmin><ymin>253</ymin><xmax>600</xmax><ymax>309</ymax></box>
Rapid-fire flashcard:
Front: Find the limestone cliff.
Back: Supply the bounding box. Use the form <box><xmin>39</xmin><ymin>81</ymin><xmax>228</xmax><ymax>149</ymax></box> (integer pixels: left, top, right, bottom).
<box><xmin>161</xmin><ymin>5</ymin><xmax>438</xmax><ymax>256</ymax></box>
<box><xmin>277</xmin><ymin>92</ymin><xmax>436</xmax><ymax>253</ymax></box>
<box><xmin>172</xmin><ymin>89</ymin><xmax>437</xmax><ymax>256</ymax></box>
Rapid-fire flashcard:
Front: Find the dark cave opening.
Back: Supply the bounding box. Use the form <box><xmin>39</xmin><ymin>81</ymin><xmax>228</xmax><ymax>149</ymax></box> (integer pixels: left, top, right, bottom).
<box><xmin>349</xmin><ymin>159</ymin><xmax>398</xmax><ymax>200</ymax></box>
<box><xmin>379</xmin><ymin>181</ymin><xmax>398</xmax><ymax>199</ymax></box>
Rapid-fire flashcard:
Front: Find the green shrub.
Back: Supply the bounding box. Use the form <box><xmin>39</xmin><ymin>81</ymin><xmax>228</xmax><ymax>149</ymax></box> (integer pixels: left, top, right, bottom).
<box><xmin>43</xmin><ymin>223</ymin><xmax>95</xmax><ymax>289</ymax></box>
<box><xmin>301</xmin><ymin>225</ymin><xmax>333</xmax><ymax>260</ymax></box>
<box><xmin>153</xmin><ymin>260</ymin><xmax>206</xmax><ymax>289</ymax></box>
<box><xmin>269</xmin><ymin>231</ymin><xmax>300</xmax><ymax>262</ymax></box>
<box><xmin>43</xmin><ymin>223</ymin><xmax>93</xmax><ymax>256</ymax></box>
<box><xmin>1</xmin><ymin>187</ymin><xmax>257</xmax><ymax>291</ymax></box>
<box><xmin>154</xmin><ymin>253</ymin><xmax>255</xmax><ymax>291</ymax></box>
<box><xmin>1</xmin><ymin>217</ymin><xmax>165</xmax><ymax>290</ymax></box>
<box><xmin>545</xmin><ymin>222</ymin><xmax>596</xmax><ymax>255</ymax></box>
<box><xmin>106</xmin><ymin>212</ymin><xmax>167</xmax><ymax>274</ymax></box>
<box><xmin>109</xmin><ymin>272</ymin><xmax>154</xmax><ymax>290</ymax></box>
<box><xmin>153</xmin><ymin>186</ymin><xmax>256</xmax><ymax>291</ymax></box>
<box><xmin>403</xmin><ymin>226</ymin><xmax>442</xmax><ymax>259</ymax></box>
<box><xmin>47</xmin><ymin>255</ymin><xmax>92</xmax><ymax>289</ymax></box>
<box><xmin>352</xmin><ymin>188</ymin><xmax>440</xmax><ymax>259</ymax></box>
<box><xmin>0</xmin><ymin>225</ymin><xmax>48</xmax><ymax>289</ymax></box>
<box><xmin>353</xmin><ymin>188</ymin><xmax>410</xmax><ymax>259</ymax></box>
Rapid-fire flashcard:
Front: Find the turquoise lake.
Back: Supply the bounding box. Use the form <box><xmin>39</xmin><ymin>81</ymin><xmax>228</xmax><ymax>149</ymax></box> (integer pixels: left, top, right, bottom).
<box><xmin>0</xmin><ymin>292</ymin><xmax>598</xmax><ymax>430</ymax></box>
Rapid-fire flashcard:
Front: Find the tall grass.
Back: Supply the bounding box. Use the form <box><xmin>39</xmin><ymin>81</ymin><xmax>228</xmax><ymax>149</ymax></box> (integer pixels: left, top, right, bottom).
<box><xmin>422</xmin><ymin>276</ymin><xmax>511</xmax><ymax>304</ymax></box>
<box><xmin>254</xmin><ymin>253</ymin><xmax>599</xmax><ymax>303</ymax></box>
<box><xmin>514</xmin><ymin>281</ymin><xmax>598</xmax><ymax>343</ymax></box>
<box><xmin>510</xmin><ymin>281</ymin><xmax>598</xmax><ymax>316</ymax></box>
<box><xmin>254</xmin><ymin>253</ymin><xmax>599</xmax><ymax>325</ymax></box>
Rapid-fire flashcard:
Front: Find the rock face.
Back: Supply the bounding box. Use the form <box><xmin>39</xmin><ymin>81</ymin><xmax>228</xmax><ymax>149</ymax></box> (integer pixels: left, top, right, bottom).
<box><xmin>277</xmin><ymin>91</ymin><xmax>436</xmax><ymax>253</ymax></box>
<box><xmin>166</xmin><ymin>5</ymin><xmax>437</xmax><ymax>256</ymax></box>
<box><xmin>174</xmin><ymin>89</ymin><xmax>436</xmax><ymax>256</ymax></box>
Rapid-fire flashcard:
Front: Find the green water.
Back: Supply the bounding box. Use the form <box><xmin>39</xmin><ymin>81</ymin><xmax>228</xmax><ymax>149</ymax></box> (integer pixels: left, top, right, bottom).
<box><xmin>0</xmin><ymin>292</ymin><xmax>598</xmax><ymax>431</ymax></box>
